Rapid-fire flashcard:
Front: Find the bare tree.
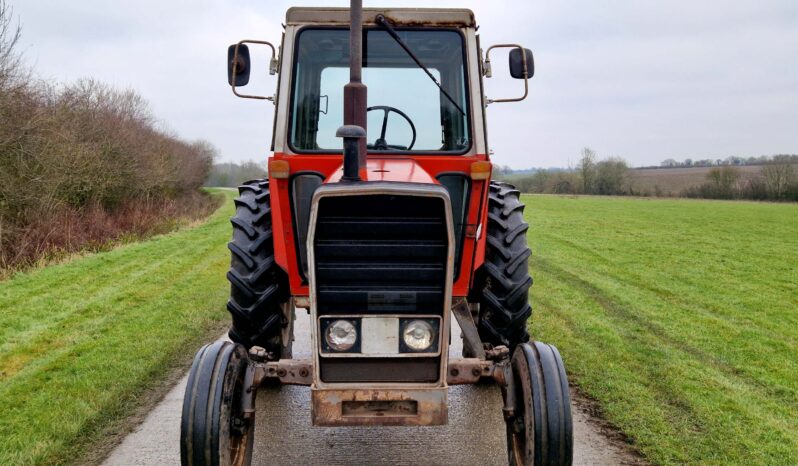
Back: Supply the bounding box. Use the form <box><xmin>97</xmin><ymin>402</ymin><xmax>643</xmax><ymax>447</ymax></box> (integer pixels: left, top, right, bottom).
<box><xmin>579</xmin><ymin>147</ymin><xmax>597</xmax><ymax>194</ymax></box>
<box><xmin>761</xmin><ymin>156</ymin><xmax>795</xmax><ymax>200</ymax></box>
<box><xmin>0</xmin><ymin>0</ymin><xmax>23</xmax><ymax>89</ymax></box>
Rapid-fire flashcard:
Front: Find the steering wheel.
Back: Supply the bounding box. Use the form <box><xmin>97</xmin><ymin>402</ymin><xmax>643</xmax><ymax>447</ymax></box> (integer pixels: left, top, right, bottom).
<box><xmin>366</xmin><ymin>105</ymin><xmax>417</xmax><ymax>150</ymax></box>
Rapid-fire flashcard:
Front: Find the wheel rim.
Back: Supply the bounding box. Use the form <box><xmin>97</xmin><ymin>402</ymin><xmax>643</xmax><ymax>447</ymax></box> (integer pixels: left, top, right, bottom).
<box><xmin>509</xmin><ymin>415</ymin><xmax>527</xmax><ymax>465</ymax></box>
<box><xmin>219</xmin><ymin>350</ymin><xmax>253</xmax><ymax>466</ymax></box>
<box><xmin>507</xmin><ymin>346</ymin><xmax>535</xmax><ymax>465</ymax></box>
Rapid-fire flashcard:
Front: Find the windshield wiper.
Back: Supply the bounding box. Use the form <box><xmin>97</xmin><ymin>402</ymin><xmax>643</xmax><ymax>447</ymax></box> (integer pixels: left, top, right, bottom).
<box><xmin>375</xmin><ymin>14</ymin><xmax>466</xmax><ymax>116</ymax></box>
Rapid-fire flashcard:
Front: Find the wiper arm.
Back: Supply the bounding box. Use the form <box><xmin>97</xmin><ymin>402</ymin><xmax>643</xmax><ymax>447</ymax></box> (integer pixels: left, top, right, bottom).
<box><xmin>375</xmin><ymin>14</ymin><xmax>466</xmax><ymax>116</ymax></box>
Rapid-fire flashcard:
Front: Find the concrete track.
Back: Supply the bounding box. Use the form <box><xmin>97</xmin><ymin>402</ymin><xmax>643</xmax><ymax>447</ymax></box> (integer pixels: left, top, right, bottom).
<box><xmin>103</xmin><ymin>311</ymin><xmax>642</xmax><ymax>465</ymax></box>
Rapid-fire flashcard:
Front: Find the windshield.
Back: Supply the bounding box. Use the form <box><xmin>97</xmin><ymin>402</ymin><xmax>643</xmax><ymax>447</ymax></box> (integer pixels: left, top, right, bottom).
<box><xmin>290</xmin><ymin>28</ymin><xmax>471</xmax><ymax>153</ymax></box>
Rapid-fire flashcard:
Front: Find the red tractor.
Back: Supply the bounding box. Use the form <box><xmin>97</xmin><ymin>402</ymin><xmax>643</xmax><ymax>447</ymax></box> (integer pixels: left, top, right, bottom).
<box><xmin>181</xmin><ymin>3</ymin><xmax>572</xmax><ymax>465</ymax></box>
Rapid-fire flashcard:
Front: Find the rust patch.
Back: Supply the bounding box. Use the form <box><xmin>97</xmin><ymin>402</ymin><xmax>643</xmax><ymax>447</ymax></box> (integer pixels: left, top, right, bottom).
<box><xmin>342</xmin><ymin>400</ymin><xmax>418</xmax><ymax>417</ymax></box>
<box><xmin>285</xmin><ymin>8</ymin><xmax>476</xmax><ymax>28</ymax></box>
<box><xmin>446</xmin><ymin>358</ymin><xmax>493</xmax><ymax>384</ymax></box>
<box><xmin>312</xmin><ymin>388</ymin><xmax>447</xmax><ymax>426</ymax></box>
<box><xmin>254</xmin><ymin>359</ymin><xmax>312</xmax><ymax>386</ymax></box>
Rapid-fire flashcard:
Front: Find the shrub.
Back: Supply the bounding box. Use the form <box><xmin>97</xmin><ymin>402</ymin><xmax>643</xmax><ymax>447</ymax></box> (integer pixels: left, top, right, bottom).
<box><xmin>595</xmin><ymin>157</ymin><xmax>629</xmax><ymax>195</ymax></box>
<box><xmin>0</xmin><ymin>2</ymin><xmax>216</xmax><ymax>272</ymax></box>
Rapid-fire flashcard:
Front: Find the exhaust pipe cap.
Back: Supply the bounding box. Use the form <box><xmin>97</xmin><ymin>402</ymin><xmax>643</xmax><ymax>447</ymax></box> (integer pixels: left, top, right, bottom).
<box><xmin>337</xmin><ymin>125</ymin><xmax>366</xmax><ymax>182</ymax></box>
<box><xmin>336</xmin><ymin>125</ymin><xmax>367</xmax><ymax>139</ymax></box>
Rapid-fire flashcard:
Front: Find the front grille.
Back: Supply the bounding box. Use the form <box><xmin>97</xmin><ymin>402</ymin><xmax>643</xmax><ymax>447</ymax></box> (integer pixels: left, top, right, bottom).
<box><xmin>314</xmin><ymin>194</ymin><xmax>448</xmax><ymax>316</ymax></box>
<box><xmin>313</xmin><ymin>193</ymin><xmax>449</xmax><ymax>383</ymax></box>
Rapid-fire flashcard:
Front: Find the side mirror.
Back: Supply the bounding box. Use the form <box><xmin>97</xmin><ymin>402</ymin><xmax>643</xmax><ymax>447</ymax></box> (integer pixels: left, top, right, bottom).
<box><xmin>509</xmin><ymin>48</ymin><xmax>534</xmax><ymax>79</ymax></box>
<box><xmin>227</xmin><ymin>43</ymin><xmax>251</xmax><ymax>87</ymax></box>
<box><xmin>483</xmin><ymin>44</ymin><xmax>533</xmax><ymax>104</ymax></box>
<box><xmin>227</xmin><ymin>40</ymin><xmax>279</xmax><ymax>101</ymax></box>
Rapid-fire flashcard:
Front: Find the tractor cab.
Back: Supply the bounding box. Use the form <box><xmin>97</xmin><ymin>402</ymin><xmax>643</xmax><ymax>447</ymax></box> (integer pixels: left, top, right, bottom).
<box><xmin>181</xmin><ymin>5</ymin><xmax>573</xmax><ymax>466</ymax></box>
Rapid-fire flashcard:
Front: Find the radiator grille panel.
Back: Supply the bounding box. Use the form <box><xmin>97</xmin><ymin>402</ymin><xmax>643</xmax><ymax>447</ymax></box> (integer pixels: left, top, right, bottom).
<box><xmin>313</xmin><ymin>193</ymin><xmax>449</xmax><ymax>383</ymax></box>
<box><xmin>314</xmin><ymin>195</ymin><xmax>448</xmax><ymax>316</ymax></box>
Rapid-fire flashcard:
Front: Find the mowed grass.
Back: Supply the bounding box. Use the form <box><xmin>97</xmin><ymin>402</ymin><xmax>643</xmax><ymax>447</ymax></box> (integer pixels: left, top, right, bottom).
<box><xmin>0</xmin><ymin>190</ymin><xmax>235</xmax><ymax>465</ymax></box>
<box><xmin>2</xmin><ymin>188</ymin><xmax>795</xmax><ymax>465</ymax></box>
<box><xmin>527</xmin><ymin>195</ymin><xmax>798</xmax><ymax>465</ymax></box>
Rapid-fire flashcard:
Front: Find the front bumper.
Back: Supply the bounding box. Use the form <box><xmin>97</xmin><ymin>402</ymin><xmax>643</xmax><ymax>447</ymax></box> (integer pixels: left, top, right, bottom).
<box><xmin>311</xmin><ymin>387</ymin><xmax>447</xmax><ymax>426</ymax></box>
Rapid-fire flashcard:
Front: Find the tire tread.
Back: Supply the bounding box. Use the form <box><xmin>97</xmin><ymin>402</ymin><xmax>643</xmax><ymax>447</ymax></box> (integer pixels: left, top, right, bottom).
<box><xmin>473</xmin><ymin>180</ymin><xmax>533</xmax><ymax>349</ymax></box>
<box><xmin>226</xmin><ymin>179</ymin><xmax>288</xmax><ymax>354</ymax></box>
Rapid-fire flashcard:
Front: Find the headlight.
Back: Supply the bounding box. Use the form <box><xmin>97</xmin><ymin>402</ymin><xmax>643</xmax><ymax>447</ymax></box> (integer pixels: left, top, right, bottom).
<box><xmin>402</xmin><ymin>320</ymin><xmax>434</xmax><ymax>351</ymax></box>
<box><xmin>325</xmin><ymin>319</ymin><xmax>357</xmax><ymax>351</ymax></box>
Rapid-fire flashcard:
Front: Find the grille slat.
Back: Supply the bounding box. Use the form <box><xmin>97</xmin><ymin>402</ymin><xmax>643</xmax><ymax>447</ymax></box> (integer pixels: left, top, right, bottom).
<box><xmin>315</xmin><ymin>239</ymin><xmax>446</xmax><ymax>260</ymax></box>
<box><xmin>317</xmin><ymin>263</ymin><xmax>445</xmax><ymax>283</ymax></box>
<box><xmin>317</xmin><ymin>217</ymin><xmax>444</xmax><ymax>239</ymax></box>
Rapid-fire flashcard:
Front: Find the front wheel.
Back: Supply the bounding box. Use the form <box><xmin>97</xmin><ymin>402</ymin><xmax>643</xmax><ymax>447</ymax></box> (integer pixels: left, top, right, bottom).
<box><xmin>506</xmin><ymin>341</ymin><xmax>573</xmax><ymax>466</ymax></box>
<box><xmin>181</xmin><ymin>341</ymin><xmax>254</xmax><ymax>466</ymax></box>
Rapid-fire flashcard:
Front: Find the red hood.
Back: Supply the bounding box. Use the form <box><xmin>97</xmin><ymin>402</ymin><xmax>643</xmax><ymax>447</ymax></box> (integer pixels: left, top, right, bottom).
<box><xmin>325</xmin><ymin>158</ymin><xmax>437</xmax><ymax>184</ymax></box>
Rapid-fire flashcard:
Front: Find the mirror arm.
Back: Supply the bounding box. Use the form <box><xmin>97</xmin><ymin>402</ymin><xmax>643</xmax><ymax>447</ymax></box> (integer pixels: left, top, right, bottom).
<box><xmin>483</xmin><ymin>43</ymin><xmax>529</xmax><ymax>104</ymax></box>
<box><xmin>231</xmin><ymin>39</ymin><xmax>279</xmax><ymax>101</ymax></box>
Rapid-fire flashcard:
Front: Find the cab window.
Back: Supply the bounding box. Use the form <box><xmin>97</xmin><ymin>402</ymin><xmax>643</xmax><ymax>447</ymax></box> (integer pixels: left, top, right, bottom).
<box><xmin>290</xmin><ymin>28</ymin><xmax>470</xmax><ymax>153</ymax></box>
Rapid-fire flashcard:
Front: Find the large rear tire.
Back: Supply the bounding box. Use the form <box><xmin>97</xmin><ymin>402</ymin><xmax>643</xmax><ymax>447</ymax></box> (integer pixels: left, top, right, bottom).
<box><xmin>506</xmin><ymin>341</ymin><xmax>573</xmax><ymax>466</ymax></box>
<box><xmin>471</xmin><ymin>180</ymin><xmax>532</xmax><ymax>350</ymax></box>
<box><xmin>226</xmin><ymin>179</ymin><xmax>290</xmax><ymax>356</ymax></box>
<box><xmin>181</xmin><ymin>341</ymin><xmax>254</xmax><ymax>466</ymax></box>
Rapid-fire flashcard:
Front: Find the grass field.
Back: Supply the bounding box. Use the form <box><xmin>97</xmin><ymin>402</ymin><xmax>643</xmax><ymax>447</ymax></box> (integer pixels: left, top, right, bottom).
<box><xmin>528</xmin><ymin>195</ymin><xmax>798</xmax><ymax>465</ymax></box>
<box><xmin>2</xmin><ymin>189</ymin><xmax>796</xmax><ymax>465</ymax></box>
<box><xmin>0</xmin><ymin>190</ymin><xmax>235</xmax><ymax>465</ymax></box>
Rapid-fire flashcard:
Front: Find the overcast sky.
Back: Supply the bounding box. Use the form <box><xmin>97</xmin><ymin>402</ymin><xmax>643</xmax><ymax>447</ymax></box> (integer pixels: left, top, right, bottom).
<box><xmin>12</xmin><ymin>0</ymin><xmax>798</xmax><ymax>168</ymax></box>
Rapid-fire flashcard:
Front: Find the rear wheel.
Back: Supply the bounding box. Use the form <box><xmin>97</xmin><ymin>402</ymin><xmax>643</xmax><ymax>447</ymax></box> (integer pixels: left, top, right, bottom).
<box><xmin>506</xmin><ymin>341</ymin><xmax>573</xmax><ymax>466</ymax></box>
<box><xmin>227</xmin><ymin>179</ymin><xmax>290</xmax><ymax>357</ymax></box>
<box><xmin>471</xmin><ymin>180</ymin><xmax>532</xmax><ymax>350</ymax></box>
<box><xmin>181</xmin><ymin>341</ymin><xmax>254</xmax><ymax>466</ymax></box>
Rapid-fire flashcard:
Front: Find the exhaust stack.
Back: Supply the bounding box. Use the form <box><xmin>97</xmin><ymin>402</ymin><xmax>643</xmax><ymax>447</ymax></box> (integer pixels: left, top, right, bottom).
<box><xmin>337</xmin><ymin>0</ymin><xmax>367</xmax><ymax>182</ymax></box>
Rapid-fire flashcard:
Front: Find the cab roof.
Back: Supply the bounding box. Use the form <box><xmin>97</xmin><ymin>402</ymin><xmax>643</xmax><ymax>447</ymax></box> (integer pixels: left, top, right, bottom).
<box><xmin>285</xmin><ymin>7</ymin><xmax>476</xmax><ymax>28</ymax></box>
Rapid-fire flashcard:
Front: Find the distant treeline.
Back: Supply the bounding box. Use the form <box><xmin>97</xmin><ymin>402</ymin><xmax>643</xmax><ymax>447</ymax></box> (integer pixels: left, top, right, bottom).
<box><xmin>656</xmin><ymin>154</ymin><xmax>798</xmax><ymax>169</ymax></box>
<box><xmin>498</xmin><ymin>148</ymin><xmax>633</xmax><ymax>196</ymax></box>
<box><xmin>0</xmin><ymin>2</ymin><xmax>217</xmax><ymax>273</ymax></box>
<box><xmin>682</xmin><ymin>163</ymin><xmax>798</xmax><ymax>201</ymax></box>
<box><xmin>497</xmin><ymin>148</ymin><xmax>798</xmax><ymax>202</ymax></box>
<box><xmin>205</xmin><ymin>161</ymin><xmax>267</xmax><ymax>187</ymax></box>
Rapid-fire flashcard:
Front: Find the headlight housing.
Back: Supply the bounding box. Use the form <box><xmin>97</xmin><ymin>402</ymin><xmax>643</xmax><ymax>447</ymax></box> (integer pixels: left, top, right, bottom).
<box><xmin>324</xmin><ymin>319</ymin><xmax>358</xmax><ymax>352</ymax></box>
<box><xmin>402</xmin><ymin>319</ymin><xmax>435</xmax><ymax>352</ymax></box>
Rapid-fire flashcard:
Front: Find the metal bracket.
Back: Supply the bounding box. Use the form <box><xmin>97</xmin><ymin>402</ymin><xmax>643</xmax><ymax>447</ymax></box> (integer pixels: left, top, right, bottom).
<box><xmin>231</xmin><ymin>39</ymin><xmax>278</xmax><ymax>101</ymax></box>
<box><xmin>319</xmin><ymin>94</ymin><xmax>329</xmax><ymax>114</ymax></box>
<box><xmin>447</xmin><ymin>358</ymin><xmax>492</xmax><ymax>384</ymax></box>
<box><xmin>499</xmin><ymin>359</ymin><xmax>516</xmax><ymax>420</ymax></box>
<box><xmin>240</xmin><ymin>363</ymin><xmax>258</xmax><ymax>421</ymax></box>
<box><xmin>253</xmin><ymin>359</ymin><xmax>313</xmax><ymax>386</ymax></box>
<box><xmin>483</xmin><ymin>43</ymin><xmax>529</xmax><ymax>104</ymax></box>
<box><xmin>280</xmin><ymin>299</ymin><xmax>295</xmax><ymax>359</ymax></box>
<box><xmin>451</xmin><ymin>298</ymin><xmax>486</xmax><ymax>360</ymax></box>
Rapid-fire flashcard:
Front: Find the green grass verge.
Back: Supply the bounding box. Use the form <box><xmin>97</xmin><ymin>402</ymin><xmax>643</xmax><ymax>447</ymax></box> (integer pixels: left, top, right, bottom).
<box><xmin>3</xmin><ymin>189</ymin><xmax>795</xmax><ymax>465</ymax></box>
<box><xmin>528</xmin><ymin>195</ymin><xmax>798</xmax><ymax>465</ymax></box>
<box><xmin>0</xmin><ymin>189</ymin><xmax>235</xmax><ymax>465</ymax></box>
